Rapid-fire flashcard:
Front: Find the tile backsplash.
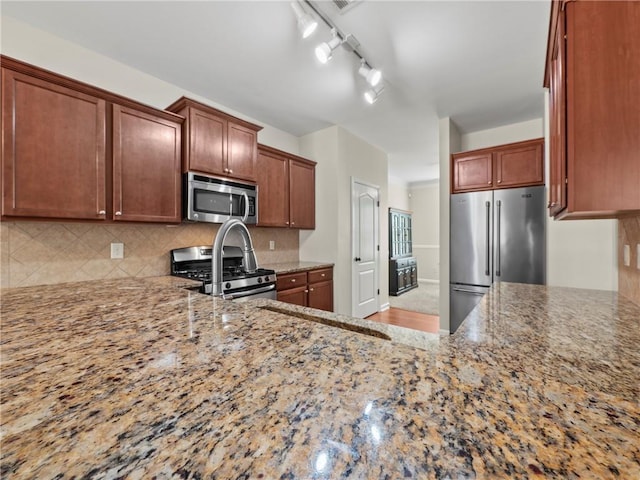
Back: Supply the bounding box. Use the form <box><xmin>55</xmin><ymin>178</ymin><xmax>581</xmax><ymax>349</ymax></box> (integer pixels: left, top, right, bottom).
<box><xmin>0</xmin><ymin>221</ymin><xmax>299</xmax><ymax>288</ymax></box>
<box><xmin>618</xmin><ymin>215</ymin><xmax>640</xmax><ymax>306</ymax></box>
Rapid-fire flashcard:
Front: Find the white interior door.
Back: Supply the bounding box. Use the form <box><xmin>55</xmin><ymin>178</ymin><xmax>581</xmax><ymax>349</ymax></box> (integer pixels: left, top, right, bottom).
<box><xmin>351</xmin><ymin>179</ymin><xmax>379</xmax><ymax>318</ymax></box>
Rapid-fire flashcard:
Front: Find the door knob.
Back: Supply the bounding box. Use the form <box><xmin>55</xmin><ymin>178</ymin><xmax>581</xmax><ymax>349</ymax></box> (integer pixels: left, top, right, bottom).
<box><xmin>355</xmin><ymin>257</ymin><xmax>361</xmax><ymax>262</ymax></box>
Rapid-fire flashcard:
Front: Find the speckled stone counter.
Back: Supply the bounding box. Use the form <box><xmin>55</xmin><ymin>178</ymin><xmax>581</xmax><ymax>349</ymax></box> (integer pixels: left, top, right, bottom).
<box><xmin>261</xmin><ymin>261</ymin><xmax>334</xmax><ymax>274</ymax></box>
<box><xmin>1</xmin><ymin>280</ymin><xmax>638</xmax><ymax>478</ymax></box>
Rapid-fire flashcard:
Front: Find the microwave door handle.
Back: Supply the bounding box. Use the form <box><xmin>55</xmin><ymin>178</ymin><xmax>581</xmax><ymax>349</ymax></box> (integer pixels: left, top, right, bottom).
<box><xmin>241</xmin><ymin>192</ymin><xmax>249</xmax><ymax>222</ymax></box>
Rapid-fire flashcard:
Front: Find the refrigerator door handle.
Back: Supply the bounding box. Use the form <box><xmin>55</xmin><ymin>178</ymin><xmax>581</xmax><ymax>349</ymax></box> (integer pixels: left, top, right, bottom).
<box><xmin>452</xmin><ymin>287</ymin><xmax>486</xmax><ymax>295</ymax></box>
<box><xmin>496</xmin><ymin>200</ymin><xmax>502</xmax><ymax>277</ymax></box>
<box><xmin>485</xmin><ymin>201</ymin><xmax>491</xmax><ymax>276</ymax></box>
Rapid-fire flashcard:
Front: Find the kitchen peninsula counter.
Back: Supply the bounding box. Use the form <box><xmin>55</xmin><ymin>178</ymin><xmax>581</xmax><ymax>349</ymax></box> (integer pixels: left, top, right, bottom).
<box><xmin>1</xmin><ymin>279</ymin><xmax>638</xmax><ymax>478</ymax></box>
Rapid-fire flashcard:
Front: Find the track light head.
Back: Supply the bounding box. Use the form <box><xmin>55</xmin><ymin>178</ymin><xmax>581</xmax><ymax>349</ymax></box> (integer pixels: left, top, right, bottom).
<box><xmin>315</xmin><ymin>30</ymin><xmax>342</xmax><ymax>64</ymax></box>
<box><xmin>364</xmin><ymin>84</ymin><xmax>384</xmax><ymax>104</ymax></box>
<box><xmin>358</xmin><ymin>62</ymin><xmax>382</xmax><ymax>87</ymax></box>
<box><xmin>290</xmin><ymin>1</ymin><xmax>318</xmax><ymax>39</ymax></box>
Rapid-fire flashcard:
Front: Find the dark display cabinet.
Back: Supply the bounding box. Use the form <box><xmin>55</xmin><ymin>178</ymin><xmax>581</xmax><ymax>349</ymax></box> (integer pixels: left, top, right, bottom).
<box><xmin>389</xmin><ymin>208</ymin><xmax>418</xmax><ymax>296</ymax></box>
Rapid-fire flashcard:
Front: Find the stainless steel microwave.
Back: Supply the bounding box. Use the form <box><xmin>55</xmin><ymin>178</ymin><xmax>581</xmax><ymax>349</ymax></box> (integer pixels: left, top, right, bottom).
<box><xmin>185</xmin><ymin>173</ymin><xmax>257</xmax><ymax>224</ymax></box>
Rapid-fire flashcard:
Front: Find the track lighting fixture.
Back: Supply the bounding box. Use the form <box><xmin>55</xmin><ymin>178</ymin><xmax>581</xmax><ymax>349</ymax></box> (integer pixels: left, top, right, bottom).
<box><xmin>358</xmin><ymin>61</ymin><xmax>382</xmax><ymax>87</ymax></box>
<box><xmin>364</xmin><ymin>84</ymin><xmax>385</xmax><ymax>105</ymax></box>
<box><xmin>315</xmin><ymin>29</ymin><xmax>342</xmax><ymax>64</ymax></box>
<box><xmin>290</xmin><ymin>1</ymin><xmax>318</xmax><ymax>39</ymax></box>
<box><xmin>293</xmin><ymin>1</ymin><xmax>384</xmax><ymax>104</ymax></box>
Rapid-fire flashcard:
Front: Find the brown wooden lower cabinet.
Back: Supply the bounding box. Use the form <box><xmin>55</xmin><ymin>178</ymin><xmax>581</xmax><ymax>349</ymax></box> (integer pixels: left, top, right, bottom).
<box><xmin>276</xmin><ymin>266</ymin><xmax>333</xmax><ymax>312</ymax></box>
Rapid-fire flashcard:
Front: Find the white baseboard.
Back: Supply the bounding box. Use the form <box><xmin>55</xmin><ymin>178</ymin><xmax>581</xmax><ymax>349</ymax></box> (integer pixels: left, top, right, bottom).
<box><xmin>418</xmin><ymin>278</ymin><xmax>439</xmax><ymax>284</ymax></box>
<box><xmin>379</xmin><ymin>302</ymin><xmax>390</xmax><ymax>312</ymax></box>
<box><xmin>439</xmin><ymin>329</ymin><xmax>450</xmax><ymax>336</ymax></box>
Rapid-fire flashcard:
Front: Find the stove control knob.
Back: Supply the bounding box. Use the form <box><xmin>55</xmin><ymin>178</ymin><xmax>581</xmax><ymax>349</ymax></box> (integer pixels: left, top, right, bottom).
<box><xmin>265</xmin><ymin>276</ymin><xmax>270</xmax><ymax>282</ymax></box>
<box><xmin>225</xmin><ymin>283</ymin><xmax>231</xmax><ymax>289</ymax></box>
<box><xmin>257</xmin><ymin>277</ymin><xmax>263</xmax><ymax>284</ymax></box>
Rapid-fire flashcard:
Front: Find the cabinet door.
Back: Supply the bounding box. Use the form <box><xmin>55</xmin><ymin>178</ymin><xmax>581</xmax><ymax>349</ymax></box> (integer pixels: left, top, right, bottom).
<box><xmin>548</xmin><ymin>12</ymin><xmax>567</xmax><ymax>217</ymax></box>
<box><xmin>188</xmin><ymin>107</ymin><xmax>225</xmax><ymax>176</ymax></box>
<box><xmin>256</xmin><ymin>149</ymin><xmax>289</xmax><ymax>227</ymax></box>
<box><xmin>289</xmin><ymin>159</ymin><xmax>315</xmax><ymax>229</ymax></box>
<box><xmin>277</xmin><ymin>285</ymin><xmax>307</xmax><ymax>307</ymax></box>
<box><xmin>112</xmin><ymin>105</ymin><xmax>181</xmax><ymax>223</ymax></box>
<box><xmin>493</xmin><ymin>140</ymin><xmax>544</xmax><ymax>189</ymax></box>
<box><xmin>451</xmin><ymin>152</ymin><xmax>493</xmax><ymax>193</ymax></box>
<box><xmin>308</xmin><ymin>280</ymin><xmax>333</xmax><ymax>312</ymax></box>
<box><xmin>227</xmin><ymin>122</ymin><xmax>257</xmax><ymax>181</ymax></box>
<box><xmin>397</xmin><ymin>269</ymin><xmax>406</xmax><ymax>290</ymax></box>
<box><xmin>2</xmin><ymin>69</ymin><xmax>106</xmax><ymax>219</ymax></box>
<box><xmin>566</xmin><ymin>1</ymin><xmax>640</xmax><ymax>215</ymax></box>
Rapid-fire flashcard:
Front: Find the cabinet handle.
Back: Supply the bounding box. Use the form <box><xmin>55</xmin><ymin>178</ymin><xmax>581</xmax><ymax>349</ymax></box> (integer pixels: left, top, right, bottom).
<box><xmin>98</xmin><ymin>210</ymin><xmax>106</xmax><ymax>215</ymax></box>
<box><xmin>321</xmin><ymin>273</ymin><xmax>325</xmax><ymax>277</ymax></box>
<box><xmin>305</xmin><ymin>289</ymin><xmax>309</xmax><ymax>293</ymax></box>
<box><xmin>291</xmin><ymin>222</ymin><xmax>295</xmax><ymax>225</ymax></box>
<box><xmin>229</xmin><ymin>169</ymin><xmax>233</xmax><ymax>174</ymax></box>
<box><xmin>115</xmin><ymin>211</ymin><xmax>122</xmax><ymax>216</ymax></box>
<box><xmin>285</xmin><ymin>221</ymin><xmax>289</xmax><ymax>225</ymax></box>
<box><xmin>309</xmin><ymin>288</ymin><xmax>314</xmax><ymax>292</ymax></box>
<box><xmin>291</xmin><ymin>278</ymin><xmax>296</xmax><ymax>283</ymax></box>
<box><xmin>497</xmin><ymin>180</ymin><xmax>502</xmax><ymax>184</ymax></box>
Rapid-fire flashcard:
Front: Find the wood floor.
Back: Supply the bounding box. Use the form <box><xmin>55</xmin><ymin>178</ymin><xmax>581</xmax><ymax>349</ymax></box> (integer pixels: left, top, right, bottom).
<box><xmin>366</xmin><ymin>307</ymin><xmax>440</xmax><ymax>334</ymax></box>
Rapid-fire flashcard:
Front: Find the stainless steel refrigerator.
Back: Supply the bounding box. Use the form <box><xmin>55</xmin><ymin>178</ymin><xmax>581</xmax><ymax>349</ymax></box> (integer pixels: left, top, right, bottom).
<box><xmin>450</xmin><ymin>185</ymin><xmax>546</xmax><ymax>333</ymax></box>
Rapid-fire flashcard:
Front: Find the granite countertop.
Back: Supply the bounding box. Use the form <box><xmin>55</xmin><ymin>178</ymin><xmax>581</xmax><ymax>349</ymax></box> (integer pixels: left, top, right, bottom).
<box><xmin>1</xmin><ymin>279</ymin><xmax>638</xmax><ymax>478</ymax></box>
<box><xmin>261</xmin><ymin>261</ymin><xmax>334</xmax><ymax>274</ymax></box>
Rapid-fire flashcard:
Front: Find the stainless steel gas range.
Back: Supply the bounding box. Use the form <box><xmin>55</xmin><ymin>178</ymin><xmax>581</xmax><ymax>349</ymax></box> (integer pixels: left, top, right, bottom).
<box><xmin>170</xmin><ymin>246</ymin><xmax>277</xmax><ymax>301</ymax></box>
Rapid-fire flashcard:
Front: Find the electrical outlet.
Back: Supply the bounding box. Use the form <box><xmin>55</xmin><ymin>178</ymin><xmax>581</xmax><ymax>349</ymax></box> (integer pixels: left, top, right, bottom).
<box><xmin>269</xmin><ymin>240</ymin><xmax>275</xmax><ymax>251</ymax></box>
<box><xmin>622</xmin><ymin>245</ymin><xmax>631</xmax><ymax>267</ymax></box>
<box><xmin>111</xmin><ymin>242</ymin><xmax>124</xmax><ymax>259</ymax></box>
<box><xmin>623</xmin><ymin>244</ymin><xmax>631</xmax><ymax>267</ymax></box>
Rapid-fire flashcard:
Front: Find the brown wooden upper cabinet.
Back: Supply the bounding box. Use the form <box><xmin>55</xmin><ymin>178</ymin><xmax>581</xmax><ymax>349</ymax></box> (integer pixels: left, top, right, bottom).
<box><xmin>257</xmin><ymin>144</ymin><xmax>316</xmax><ymax>229</ymax></box>
<box><xmin>1</xmin><ymin>67</ymin><xmax>107</xmax><ymax>220</ymax></box>
<box><xmin>112</xmin><ymin>105</ymin><xmax>182</xmax><ymax>223</ymax></box>
<box><xmin>166</xmin><ymin>97</ymin><xmax>262</xmax><ymax>182</ymax></box>
<box><xmin>451</xmin><ymin>138</ymin><xmax>544</xmax><ymax>193</ymax></box>
<box><xmin>544</xmin><ymin>0</ymin><xmax>640</xmax><ymax>219</ymax></box>
<box><xmin>1</xmin><ymin>56</ymin><xmax>183</xmax><ymax>223</ymax></box>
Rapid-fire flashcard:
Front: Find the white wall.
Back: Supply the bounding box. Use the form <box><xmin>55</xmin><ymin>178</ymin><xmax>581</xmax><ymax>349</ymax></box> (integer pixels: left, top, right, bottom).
<box><xmin>461</xmin><ymin>118</ymin><xmax>544</xmax><ymax>151</ymax></box>
<box><xmin>388</xmin><ymin>177</ymin><xmax>410</xmax><ymax>211</ymax></box>
<box><xmin>0</xmin><ymin>15</ymin><xmax>299</xmax><ymax>153</ymax></box>
<box><xmin>409</xmin><ymin>181</ymin><xmax>439</xmax><ymax>282</ymax></box>
<box><xmin>300</xmin><ymin>127</ymin><xmax>389</xmax><ymax>316</ymax></box>
<box><xmin>438</xmin><ymin>118</ymin><xmax>461</xmax><ymax>332</ymax></box>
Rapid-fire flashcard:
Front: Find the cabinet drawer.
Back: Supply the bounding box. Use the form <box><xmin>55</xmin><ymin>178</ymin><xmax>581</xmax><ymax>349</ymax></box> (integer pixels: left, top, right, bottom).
<box><xmin>308</xmin><ymin>268</ymin><xmax>332</xmax><ymax>284</ymax></box>
<box><xmin>276</xmin><ymin>272</ymin><xmax>307</xmax><ymax>291</ymax></box>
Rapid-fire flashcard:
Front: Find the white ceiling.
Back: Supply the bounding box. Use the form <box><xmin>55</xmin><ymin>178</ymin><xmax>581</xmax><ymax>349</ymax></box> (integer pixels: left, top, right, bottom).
<box><xmin>1</xmin><ymin>0</ymin><xmax>550</xmax><ymax>184</ymax></box>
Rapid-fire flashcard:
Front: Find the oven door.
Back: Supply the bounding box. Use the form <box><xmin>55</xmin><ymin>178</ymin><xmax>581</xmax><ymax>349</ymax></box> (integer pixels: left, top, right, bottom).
<box><xmin>230</xmin><ymin>284</ymin><xmax>277</xmax><ymax>302</ymax></box>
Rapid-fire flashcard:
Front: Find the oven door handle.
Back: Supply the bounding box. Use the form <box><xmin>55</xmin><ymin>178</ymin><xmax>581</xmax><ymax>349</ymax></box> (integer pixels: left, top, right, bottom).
<box><xmin>241</xmin><ymin>192</ymin><xmax>249</xmax><ymax>223</ymax></box>
<box><xmin>229</xmin><ymin>283</ymin><xmax>275</xmax><ymax>299</ymax></box>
